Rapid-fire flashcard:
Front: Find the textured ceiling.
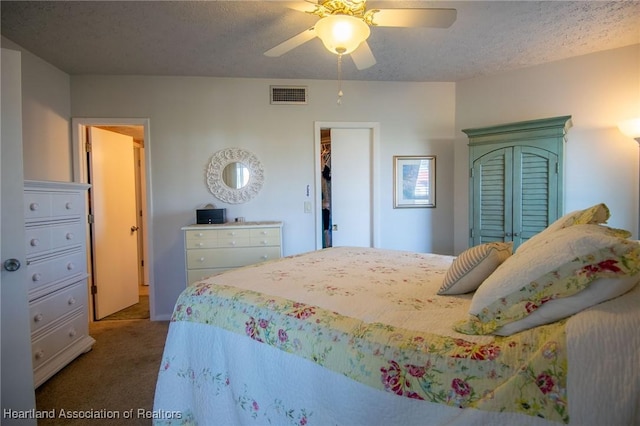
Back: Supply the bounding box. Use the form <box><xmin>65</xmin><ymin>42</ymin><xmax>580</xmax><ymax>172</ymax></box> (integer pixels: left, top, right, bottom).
<box><xmin>1</xmin><ymin>1</ymin><xmax>639</xmax><ymax>82</ymax></box>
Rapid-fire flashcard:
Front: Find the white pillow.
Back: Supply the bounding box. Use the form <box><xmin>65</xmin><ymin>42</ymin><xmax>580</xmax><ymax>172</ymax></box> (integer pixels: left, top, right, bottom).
<box><xmin>437</xmin><ymin>242</ymin><xmax>512</xmax><ymax>295</ymax></box>
<box><xmin>517</xmin><ymin>203</ymin><xmax>610</xmax><ymax>253</ymax></box>
<box><xmin>493</xmin><ymin>274</ymin><xmax>639</xmax><ymax>336</ymax></box>
<box><xmin>453</xmin><ymin>224</ymin><xmax>639</xmax><ymax>335</ymax></box>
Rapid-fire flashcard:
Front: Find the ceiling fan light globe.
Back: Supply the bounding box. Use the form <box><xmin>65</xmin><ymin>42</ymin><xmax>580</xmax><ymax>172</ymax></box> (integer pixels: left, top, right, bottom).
<box><xmin>315</xmin><ymin>15</ymin><xmax>370</xmax><ymax>55</ymax></box>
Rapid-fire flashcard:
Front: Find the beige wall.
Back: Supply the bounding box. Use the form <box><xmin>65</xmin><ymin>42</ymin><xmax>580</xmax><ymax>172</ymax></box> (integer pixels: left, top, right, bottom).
<box><xmin>454</xmin><ymin>44</ymin><xmax>640</xmax><ymax>253</ymax></box>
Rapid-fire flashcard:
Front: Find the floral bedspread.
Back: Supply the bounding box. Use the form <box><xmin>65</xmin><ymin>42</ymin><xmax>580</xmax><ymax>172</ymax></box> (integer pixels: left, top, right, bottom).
<box><xmin>156</xmin><ymin>247</ymin><xmax>569</xmax><ymax>425</ymax></box>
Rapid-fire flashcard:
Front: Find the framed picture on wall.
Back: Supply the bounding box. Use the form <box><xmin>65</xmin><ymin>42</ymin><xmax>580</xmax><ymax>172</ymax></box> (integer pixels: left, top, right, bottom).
<box><xmin>393</xmin><ymin>155</ymin><xmax>436</xmax><ymax>208</ymax></box>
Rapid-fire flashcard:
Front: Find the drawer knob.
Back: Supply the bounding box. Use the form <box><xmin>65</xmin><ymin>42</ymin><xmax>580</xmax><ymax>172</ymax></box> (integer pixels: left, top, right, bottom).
<box><xmin>198</xmin><ymin>257</ymin><xmax>205</xmax><ymax>262</ymax></box>
<box><xmin>261</xmin><ymin>255</ymin><xmax>269</xmax><ymax>260</ymax></box>
<box><xmin>69</xmin><ymin>328</ymin><xmax>77</xmax><ymax>338</ymax></box>
<box><xmin>65</xmin><ymin>202</ymin><xmax>73</xmax><ymax>210</ymax></box>
<box><xmin>230</xmin><ymin>241</ymin><xmax>236</xmax><ymax>246</ymax></box>
<box><xmin>196</xmin><ymin>242</ymin><xmax>204</xmax><ymax>247</ymax></box>
<box><xmin>33</xmin><ymin>313</ymin><xmax>43</xmax><ymax>323</ymax></box>
<box><xmin>30</xmin><ymin>238</ymin><xmax>40</xmax><ymax>247</ymax></box>
<box><xmin>67</xmin><ymin>262</ymin><xmax>74</xmax><ymax>270</ymax></box>
<box><xmin>261</xmin><ymin>231</ymin><xmax>267</xmax><ymax>235</ymax></box>
<box><xmin>32</xmin><ymin>273</ymin><xmax>42</xmax><ymax>282</ymax></box>
<box><xmin>30</xmin><ymin>202</ymin><xmax>39</xmax><ymax>211</ymax></box>
<box><xmin>34</xmin><ymin>349</ymin><xmax>45</xmax><ymax>360</ymax></box>
<box><xmin>197</xmin><ymin>232</ymin><xmax>204</xmax><ymax>237</ymax></box>
<box><xmin>66</xmin><ymin>232</ymin><xmax>74</xmax><ymax>240</ymax></box>
<box><xmin>68</xmin><ymin>297</ymin><xmax>76</xmax><ymax>305</ymax></box>
<box><xmin>261</xmin><ymin>240</ymin><xmax>268</xmax><ymax>245</ymax></box>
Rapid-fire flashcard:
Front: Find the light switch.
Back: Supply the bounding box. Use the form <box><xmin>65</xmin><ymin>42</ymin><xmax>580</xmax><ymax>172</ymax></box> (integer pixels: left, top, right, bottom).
<box><xmin>304</xmin><ymin>201</ymin><xmax>312</xmax><ymax>213</ymax></box>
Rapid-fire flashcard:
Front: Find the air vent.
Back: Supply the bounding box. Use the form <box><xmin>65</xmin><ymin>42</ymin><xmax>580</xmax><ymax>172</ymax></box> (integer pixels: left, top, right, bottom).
<box><xmin>270</xmin><ymin>86</ymin><xmax>308</xmax><ymax>105</ymax></box>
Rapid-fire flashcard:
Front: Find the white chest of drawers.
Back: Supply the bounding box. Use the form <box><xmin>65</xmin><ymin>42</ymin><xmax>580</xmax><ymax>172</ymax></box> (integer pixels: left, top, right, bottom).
<box><xmin>182</xmin><ymin>221</ymin><xmax>283</xmax><ymax>285</ymax></box>
<box><xmin>24</xmin><ymin>180</ymin><xmax>95</xmax><ymax>387</ymax></box>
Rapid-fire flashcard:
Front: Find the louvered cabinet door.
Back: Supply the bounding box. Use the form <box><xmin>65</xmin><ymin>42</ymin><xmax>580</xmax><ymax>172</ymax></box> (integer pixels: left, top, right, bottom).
<box><xmin>514</xmin><ymin>146</ymin><xmax>559</xmax><ymax>246</ymax></box>
<box><xmin>471</xmin><ymin>145</ymin><xmax>560</xmax><ymax>249</ymax></box>
<box><xmin>471</xmin><ymin>147</ymin><xmax>513</xmax><ymax>246</ymax></box>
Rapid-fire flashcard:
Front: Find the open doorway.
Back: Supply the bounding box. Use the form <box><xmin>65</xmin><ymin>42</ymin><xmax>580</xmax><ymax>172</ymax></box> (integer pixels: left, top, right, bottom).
<box><xmin>314</xmin><ymin>122</ymin><xmax>381</xmax><ymax>250</ymax></box>
<box><xmin>320</xmin><ymin>129</ymin><xmax>332</xmax><ymax>248</ymax></box>
<box><xmin>72</xmin><ymin>118</ymin><xmax>153</xmax><ymax>321</ymax></box>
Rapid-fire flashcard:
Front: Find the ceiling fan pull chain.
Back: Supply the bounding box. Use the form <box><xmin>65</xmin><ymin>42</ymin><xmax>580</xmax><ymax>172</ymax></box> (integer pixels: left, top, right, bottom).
<box><xmin>337</xmin><ymin>53</ymin><xmax>344</xmax><ymax>105</ymax></box>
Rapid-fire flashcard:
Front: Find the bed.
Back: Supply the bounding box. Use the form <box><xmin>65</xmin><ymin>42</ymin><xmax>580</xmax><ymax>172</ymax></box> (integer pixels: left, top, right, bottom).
<box><xmin>153</xmin><ymin>204</ymin><xmax>640</xmax><ymax>426</ymax></box>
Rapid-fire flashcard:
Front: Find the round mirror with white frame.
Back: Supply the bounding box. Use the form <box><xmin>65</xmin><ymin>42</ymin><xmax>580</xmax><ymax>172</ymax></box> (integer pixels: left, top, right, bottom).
<box><xmin>206</xmin><ymin>148</ymin><xmax>264</xmax><ymax>204</ymax></box>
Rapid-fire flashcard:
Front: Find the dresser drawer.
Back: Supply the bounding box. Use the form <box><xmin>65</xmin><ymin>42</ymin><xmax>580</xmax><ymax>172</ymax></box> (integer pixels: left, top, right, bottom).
<box><xmin>187</xmin><ymin>246</ymin><xmax>281</xmax><ymax>269</ymax></box>
<box><xmin>51</xmin><ymin>191</ymin><xmax>85</xmax><ymax>217</ymax></box>
<box><xmin>186</xmin><ymin>228</ymin><xmax>251</xmax><ymax>240</ymax></box>
<box><xmin>250</xmin><ymin>235</ymin><xmax>281</xmax><ymax>247</ymax></box>
<box><xmin>24</xmin><ymin>192</ymin><xmax>53</xmax><ymax>220</ymax></box>
<box><xmin>31</xmin><ymin>312</ymin><xmax>87</xmax><ymax>370</ymax></box>
<box><xmin>186</xmin><ymin>239</ymin><xmax>218</xmax><ymax>249</ymax></box>
<box><xmin>250</xmin><ymin>227</ymin><xmax>281</xmax><ymax>239</ymax></box>
<box><xmin>250</xmin><ymin>227</ymin><xmax>280</xmax><ymax>246</ymax></box>
<box><xmin>187</xmin><ymin>268</ymin><xmax>230</xmax><ymax>284</ymax></box>
<box><xmin>27</xmin><ymin>249</ymin><xmax>86</xmax><ymax>293</ymax></box>
<box><xmin>216</xmin><ymin>228</ymin><xmax>251</xmax><ymax>239</ymax></box>
<box><xmin>29</xmin><ymin>280</ymin><xmax>86</xmax><ymax>333</ymax></box>
<box><xmin>25</xmin><ymin>222</ymin><xmax>84</xmax><ymax>257</ymax></box>
<box><xmin>185</xmin><ymin>230</ymin><xmax>218</xmax><ymax>242</ymax></box>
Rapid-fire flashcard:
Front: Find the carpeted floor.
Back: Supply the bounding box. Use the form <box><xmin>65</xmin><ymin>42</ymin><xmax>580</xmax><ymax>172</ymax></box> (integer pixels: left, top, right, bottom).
<box><xmin>102</xmin><ymin>296</ymin><xmax>150</xmax><ymax>321</ymax></box>
<box><xmin>35</xmin><ymin>319</ymin><xmax>169</xmax><ymax>425</ymax></box>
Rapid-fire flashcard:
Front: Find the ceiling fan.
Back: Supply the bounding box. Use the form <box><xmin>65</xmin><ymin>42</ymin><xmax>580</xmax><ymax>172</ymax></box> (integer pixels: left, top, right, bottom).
<box><xmin>264</xmin><ymin>0</ymin><xmax>457</xmax><ymax>70</ymax></box>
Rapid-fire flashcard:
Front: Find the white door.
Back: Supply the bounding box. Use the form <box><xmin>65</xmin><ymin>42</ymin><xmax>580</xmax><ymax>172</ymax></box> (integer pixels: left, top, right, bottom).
<box><xmin>88</xmin><ymin>127</ymin><xmax>139</xmax><ymax>319</ymax></box>
<box><xmin>330</xmin><ymin>128</ymin><xmax>373</xmax><ymax>247</ymax></box>
<box><xmin>1</xmin><ymin>48</ymin><xmax>37</xmax><ymax>423</ymax></box>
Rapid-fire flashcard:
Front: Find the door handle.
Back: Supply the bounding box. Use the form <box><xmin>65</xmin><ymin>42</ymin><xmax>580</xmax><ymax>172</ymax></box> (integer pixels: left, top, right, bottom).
<box><xmin>332</xmin><ymin>224</ymin><xmax>338</xmax><ymax>231</ymax></box>
<box><xmin>3</xmin><ymin>258</ymin><xmax>21</xmax><ymax>271</ymax></box>
<box><xmin>130</xmin><ymin>226</ymin><xmax>139</xmax><ymax>233</ymax></box>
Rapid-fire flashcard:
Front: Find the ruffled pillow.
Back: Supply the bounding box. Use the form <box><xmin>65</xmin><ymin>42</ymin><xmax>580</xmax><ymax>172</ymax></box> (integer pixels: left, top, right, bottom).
<box><xmin>454</xmin><ymin>224</ymin><xmax>640</xmax><ymax>335</ymax></box>
<box><xmin>438</xmin><ymin>242</ymin><xmax>512</xmax><ymax>295</ymax></box>
<box><xmin>493</xmin><ymin>274</ymin><xmax>639</xmax><ymax>335</ymax></box>
<box><xmin>517</xmin><ymin>203</ymin><xmax>610</xmax><ymax>253</ymax></box>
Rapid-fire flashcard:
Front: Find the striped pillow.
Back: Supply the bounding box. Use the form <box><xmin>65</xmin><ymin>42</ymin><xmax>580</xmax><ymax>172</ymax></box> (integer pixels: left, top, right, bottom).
<box><xmin>438</xmin><ymin>242</ymin><xmax>513</xmax><ymax>295</ymax></box>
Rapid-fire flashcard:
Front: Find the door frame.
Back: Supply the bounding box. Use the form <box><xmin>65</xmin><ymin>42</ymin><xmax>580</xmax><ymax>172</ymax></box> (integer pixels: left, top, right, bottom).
<box><xmin>71</xmin><ymin>117</ymin><xmax>155</xmax><ymax>320</ymax></box>
<box><xmin>313</xmin><ymin>121</ymin><xmax>381</xmax><ymax>250</ymax></box>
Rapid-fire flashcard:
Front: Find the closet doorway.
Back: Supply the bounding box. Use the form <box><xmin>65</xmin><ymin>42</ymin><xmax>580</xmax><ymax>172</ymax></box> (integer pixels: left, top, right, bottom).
<box><xmin>72</xmin><ymin>118</ymin><xmax>152</xmax><ymax>321</ymax></box>
<box><xmin>314</xmin><ymin>122</ymin><xmax>380</xmax><ymax>250</ymax></box>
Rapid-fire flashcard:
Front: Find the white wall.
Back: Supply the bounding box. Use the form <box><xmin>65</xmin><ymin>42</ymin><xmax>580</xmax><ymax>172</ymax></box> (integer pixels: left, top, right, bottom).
<box><xmin>454</xmin><ymin>44</ymin><xmax>640</xmax><ymax>254</ymax></box>
<box><xmin>1</xmin><ymin>36</ymin><xmax>72</xmax><ymax>182</ymax></box>
<box><xmin>70</xmin><ymin>76</ymin><xmax>456</xmax><ymax>318</ymax></box>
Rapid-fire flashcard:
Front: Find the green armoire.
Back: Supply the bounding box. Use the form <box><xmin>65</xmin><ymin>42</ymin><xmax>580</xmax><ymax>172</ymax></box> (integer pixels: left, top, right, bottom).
<box><xmin>463</xmin><ymin>115</ymin><xmax>572</xmax><ymax>250</ymax></box>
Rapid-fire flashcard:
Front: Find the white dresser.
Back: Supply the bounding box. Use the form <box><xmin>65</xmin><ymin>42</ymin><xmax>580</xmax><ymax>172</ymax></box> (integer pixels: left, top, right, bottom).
<box><xmin>182</xmin><ymin>221</ymin><xmax>283</xmax><ymax>285</ymax></box>
<box><xmin>24</xmin><ymin>180</ymin><xmax>95</xmax><ymax>387</ymax></box>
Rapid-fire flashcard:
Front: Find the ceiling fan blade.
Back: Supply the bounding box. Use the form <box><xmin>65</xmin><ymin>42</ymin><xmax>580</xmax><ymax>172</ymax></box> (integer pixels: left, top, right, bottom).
<box><xmin>351</xmin><ymin>41</ymin><xmax>376</xmax><ymax>70</ymax></box>
<box><xmin>264</xmin><ymin>27</ymin><xmax>317</xmax><ymax>57</ymax></box>
<box><xmin>371</xmin><ymin>8</ymin><xmax>457</xmax><ymax>28</ymax></box>
<box><xmin>284</xmin><ymin>1</ymin><xmax>320</xmax><ymax>14</ymax></box>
